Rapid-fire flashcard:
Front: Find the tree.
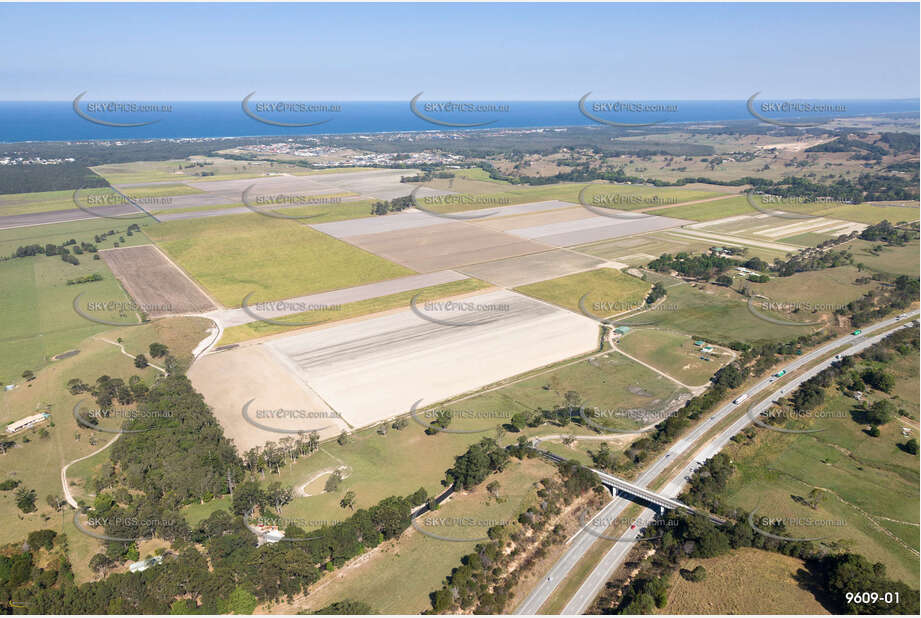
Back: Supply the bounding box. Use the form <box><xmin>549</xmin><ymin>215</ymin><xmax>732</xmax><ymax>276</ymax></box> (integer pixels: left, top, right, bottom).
<box><xmin>903</xmin><ymin>438</ymin><xmax>919</xmax><ymax>455</ymax></box>
<box><xmin>563</xmin><ymin>390</ymin><xmax>582</xmax><ymax>409</ymax></box>
<box><xmin>21</xmin><ymin>370</ymin><xmax>35</xmax><ymax>381</ymax></box>
<box><xmin>231</xmin><ymin>480</ymin><xmax>264</xmax><ymax>516</ymax></box>
<box><xmin>15</xmin><ymin>487</ymin><xmax>37</xmax><ymax>513</ymax></box>
<box><xmin>148</xmin><ymin>342</ymin><xmax>169</xmax><ymax>358</ymax></box>
<box><xmin>88</xmin><ymin>553</ymin><xmax>114</xmax><ymax>576</ymax></box>
<box><xmin>486</xmin><ymin>480</ymin><xmax>501</xmax><ymax>500</ymax></box>
<box><xmin>646</xmin><ymin>281</ymin><xmax>667</xmax><ymax>303</ymax></box>
<box><xmin>337</xmin><ymin>430</ymin><xmax>350</xmax><ymax>446</ymax></box>
<box><xmin>715</xmin><ymin>274</ymin><xmax>734</xmax><ymax>286</ymax></box>
<box><xmin>509</xmin><ymin>412</ymin><xmax>529</xmax><ymax>431</ymax></box>
<box><xmin>807</xmin><ymin>488</ymin><xmax>826</xmax><ymax>509</ymax></box>
<box><xmin>219</xmin><ymin>586</ymin><xmax>258</xmax><ymax>615</ymax></box>
<box><xmin>325</xmin><ymin>470</ymin><xmax>342</xmax><ymax>493</ymax></box>
<box><xmin>861</xmin><ymin>368</ymin><xmax>895</xmax><ymax>393</ymax></box>
<box><xmin>46</xmin><ymin>494</ymin><xmax>66</xmax><ymax>511</ymax></box>
<box><xmin>134</xmin><ymin>354</ymin><xmax>148</xmax><ymax>369</ymax></box>
<box><xmin>865</xmin><ymin>399</ymin><xmax>895</xmax><ymax>426</ymax></box>
<box><xmin>340</xmin><ymin>490</ymin><xmax>356</xmax><ymax>510</ymax></box>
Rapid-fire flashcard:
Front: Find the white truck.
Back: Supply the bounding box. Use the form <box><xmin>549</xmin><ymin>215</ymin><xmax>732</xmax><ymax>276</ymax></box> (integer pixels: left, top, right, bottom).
<box><xmin>732</xmin><ymin>393</ymin><xmax>749</xmax><ymax>405</ymax></box>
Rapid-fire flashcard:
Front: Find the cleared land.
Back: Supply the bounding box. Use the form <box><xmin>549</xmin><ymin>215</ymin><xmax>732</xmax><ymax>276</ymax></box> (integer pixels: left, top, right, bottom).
<box><xmin>100</xmin><ymin>245</ymin><xmax>216</xmax><ymax>316</ymax></box>
<box><xmin>281</xmin><ymin>458</ymin><xmax>554</xmax><ymax>614</ymax></box>
<box><xmin>514</xmin><ymin>267</ymin><xmax>650</xmax><ymax>316</ymax></box>
<box><xmin>578</xmin><ymin>228</ymin><xmax>791</xmax><ymax>265</ymax></box>
<box><xmin>187</xmin><ymin>345</ymin><xmax>348</xmax><ymax>451</ymax></box>
<box><xmin>617</xmin><ymin>329</ymin><xmax>730</xmax><ymax>386</ymax></box>
<box><xmin>616</xmin><ymin>280</ymin><xmax>817</xmax><ymax>343</ymax></box>
<box><xmin>91</xmin><ymin>157</ymin><xmax>373</xmax><ymax>185</ymax></box>
<box><xmin>724</xmin><ymin>355</ymin><xmax>920</xmax><ymax>584</ymax></box>
<box><xmin>264</xmin><ymin>289</ymin><xmax>600</xmax><ymax>429</ymax></box>
<box><xmin>181</xmin><ymin>336</ymin><xmax>687</xmax><ymax>537</ymax></box>
<box><xmin>844</xmin><ymin>239</ymin><xmax>920</xmax><ymax>277</ymax></box>
<box><xmin>659</xmin><ymin>548</ymin><xmax>830</xmax><ymax>615</ymax></box>
<box><xmin>144</xmin><ymin>213</ymin><xmax>413</xmax><ymax>306</ymax></box>
<box><xmin>754</xmin><ymin>265</ymin><xmax>878</xmax><ymax>308</ymax></box>
<box><xmin>181</xmin><ymin>168</ymin><xmax>449</xmax><ymax>202</ymax></box>
<box><xmin>0</xmin><ymin>219</ymin><xmax>151</xmax><ymax>379</ymax></box>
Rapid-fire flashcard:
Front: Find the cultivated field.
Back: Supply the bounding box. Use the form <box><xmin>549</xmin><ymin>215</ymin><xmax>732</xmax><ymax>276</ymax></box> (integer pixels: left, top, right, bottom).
<box><xmin>100</xmin><ymin>245</ymin><xmax>217</xmax><ymax>316</ymax></box>
<box><xmin>217</xmin><ymin>277</ymin><xmax>490</xmax><ymax>345</ymax></box>
<box><xmin>339</xmin><ymin>220</ymin><xmax>553</xmax><ymax>272</ymax></box>
<box><xmin>91</xmin><ymin>156</ymin><xmax>370</xmax><ymax>185</ymax></box>
<box><xmin>144</xmin><ymin>213</ymin><xmax>414</xmax><ymax>306</ymax></box>
<box><xmin>459</xmin><ymin>249</ymin><xmax>605</xmax><ymax>287</ymax></box>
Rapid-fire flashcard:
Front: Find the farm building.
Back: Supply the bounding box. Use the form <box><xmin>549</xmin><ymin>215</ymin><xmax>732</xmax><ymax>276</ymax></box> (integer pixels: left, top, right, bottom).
<box><xmin>5</xmin><ymin>412</ymin><xmax>50</xmax><ymax>434</ymax></box>
<box><xmin>128</xmin><ymin>555</ymin><xmax>163</xmax><ymax>573</ymax></box>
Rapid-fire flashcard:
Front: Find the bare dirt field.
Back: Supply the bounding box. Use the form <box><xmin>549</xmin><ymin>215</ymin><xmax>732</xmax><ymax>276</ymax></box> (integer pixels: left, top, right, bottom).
<box><xmin>264</xmin><ymin>289</ymin><xmax>600</xmax><ymax>429</ymax></box>
<box><xmin>187</xmin><ymin>345</ymin><xmax>347</xmax><ymax>451</ymax></box>
<box><xmin>183</xmin><ymin>168</ymin><xmax>448</xmax><ymax>201</ymax></box>
<box><xmin>342</xmin><ymin>221</ymin><xmax>553</xmax><ymax>272</ymax></box>
<box><xmin>473</xmin><ymin>206</ymin><xmax>593</xmax><ymax>233</ymax></box>
<box><xmin>100</xmin><ymin>244</ymin><xmax>216</xmax><ymax>316</ymax></box>
<box><xmin>459</xmin><ymin>249</ymin><xmax>605</xmax><ymax>287</ymax></box>
<box><xmin>500</xmin><ymin>210</ymin><xmax>691</xmax><ymax>246</ymax></box>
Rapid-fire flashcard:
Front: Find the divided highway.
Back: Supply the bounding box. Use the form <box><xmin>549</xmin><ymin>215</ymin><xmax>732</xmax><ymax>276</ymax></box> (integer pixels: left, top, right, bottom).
<box><xmin>516</xmin><ymin>311</ymin><xmax>919</xmax><ymax>615</ymax></box>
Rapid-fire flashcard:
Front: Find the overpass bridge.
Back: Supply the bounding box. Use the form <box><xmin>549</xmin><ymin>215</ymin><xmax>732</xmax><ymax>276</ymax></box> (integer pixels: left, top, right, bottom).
<box><xmin>535</xmin><ymin>448</ymin><xmax>719</xmax><ymax>522</ymax></box>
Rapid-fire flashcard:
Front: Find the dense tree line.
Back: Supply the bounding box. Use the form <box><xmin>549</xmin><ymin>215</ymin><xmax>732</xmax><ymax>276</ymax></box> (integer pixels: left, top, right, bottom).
<box><xmin>836</xmin><ymin>274</ymin><xmax>919</xmax><ymax>327</ymax></box>
<box><xmin>7</xmin><ymin>226</ymin><xmax>134</xmax><ymax>262</ymax></box>
<box><xmin>860</xmin><ymin>220</ymin><xmax>918</xmax><ymax>246</ymax></box>
<box><xmin>647</xmin><ymin>252</ymin><xmax>738</xmax><ymax>279</ymax></box>
<box><xmin>429</xmin><ymin>458</ymin><xmax>602</xmax><ymax>613</ymax></box>
<box><xmin>0</xmin><ymin>162</ymin><xmax>109</xmax><ymax>194</ymax></box>
<box><xmin>100</xmin><ymin>375</ymin><xmax>244</xmax><ymax>512</ymax></box>
<box><xmin>370</xmin><ymin>195</ymin><xmax>413</xmax><ymax>215</ymax></box>
<box><xmin>444</xmin><ymin>438</ymin><xmax>511</xmax><ymax>490</ymax></box>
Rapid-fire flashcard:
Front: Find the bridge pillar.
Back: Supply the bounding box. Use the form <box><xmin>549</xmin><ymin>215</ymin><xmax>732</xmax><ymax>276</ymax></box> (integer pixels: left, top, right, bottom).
<box><xmin>609</xmin><ymin>485</ymin><xmax>617</xmax><ymax>498</ymax></box>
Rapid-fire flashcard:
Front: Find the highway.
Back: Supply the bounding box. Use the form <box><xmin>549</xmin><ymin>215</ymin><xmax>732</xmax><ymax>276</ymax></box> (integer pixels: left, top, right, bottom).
<box><xmin>515</xmin><ymin>310</ymin><xmax>918</xmax><ymax>615</ymax></box>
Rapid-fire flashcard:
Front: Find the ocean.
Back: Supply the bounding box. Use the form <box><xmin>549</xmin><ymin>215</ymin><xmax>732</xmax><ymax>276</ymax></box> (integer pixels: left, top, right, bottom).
<box><xmin>0</xmin><ymin>99</ymin><xmax>917</xmax><ymax>143</ymax></box>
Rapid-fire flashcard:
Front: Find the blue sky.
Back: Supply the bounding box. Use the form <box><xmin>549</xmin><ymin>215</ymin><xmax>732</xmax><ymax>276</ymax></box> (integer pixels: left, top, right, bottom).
<box><xmin>1</xmin><ymin>2</ymin><xmax>918</xmax><ymax>100</ymax></box>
